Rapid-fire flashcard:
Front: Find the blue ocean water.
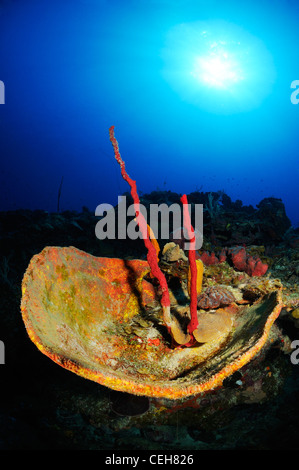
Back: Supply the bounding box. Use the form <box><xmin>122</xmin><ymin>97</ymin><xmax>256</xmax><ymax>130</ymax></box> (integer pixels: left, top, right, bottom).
<box><xmin>0</xmin><ymin>0</ymin><xmax>298</xmax><ymax>226</ymax></box>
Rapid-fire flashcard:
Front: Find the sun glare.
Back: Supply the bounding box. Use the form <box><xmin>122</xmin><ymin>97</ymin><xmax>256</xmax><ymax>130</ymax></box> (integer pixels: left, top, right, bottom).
<box><xmin>191</xmin><ymin>47</ymin><xmax>243</xmax><ymax>88</ymax></box>
<box><xmin>162</xmin><ymin>20</ymin><xmax>276</xmax><ymax>113</ymax></box>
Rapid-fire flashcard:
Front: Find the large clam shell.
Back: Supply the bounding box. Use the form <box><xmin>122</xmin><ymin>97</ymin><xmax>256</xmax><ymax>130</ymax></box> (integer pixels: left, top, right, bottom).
<box><xmin>21</xmin><ymin>246</ymin><xmax>282</xmax><ymax>399</ymax></box>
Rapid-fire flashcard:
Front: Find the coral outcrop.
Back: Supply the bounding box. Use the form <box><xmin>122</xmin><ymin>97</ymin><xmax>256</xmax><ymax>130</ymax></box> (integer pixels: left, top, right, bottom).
<box><xmin>19</xmin><ymin>127</ymin><xmax>287</xmax><ymax>402</ymax></box>
<box><xmin>197</xmin><ymin>286</ymin><xmax>235</xmax><ymax>309</ymax></box>
<box><xmin>197</xmin><ymin>246</ymin><xmax>268</xmax><ymax>276</ymax></box>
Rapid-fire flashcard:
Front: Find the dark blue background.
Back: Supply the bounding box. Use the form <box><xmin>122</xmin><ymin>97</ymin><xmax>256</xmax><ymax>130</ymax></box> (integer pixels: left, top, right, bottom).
<box><xmin>0</xmin><ymin>0</ymin><xmax>298</xmax><ymax>225</ymax></box>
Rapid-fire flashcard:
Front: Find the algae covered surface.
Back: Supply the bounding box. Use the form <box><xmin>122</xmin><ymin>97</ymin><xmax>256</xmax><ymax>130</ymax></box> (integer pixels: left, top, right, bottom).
<box><xmin>0</xmin><ymin>196</ymin><xmax>299</xmax><ymax>450</ymax></box>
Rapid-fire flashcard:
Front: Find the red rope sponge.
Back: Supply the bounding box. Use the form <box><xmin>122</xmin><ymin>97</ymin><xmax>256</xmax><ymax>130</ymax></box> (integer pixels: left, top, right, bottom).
<box><xmin>181</xmin><ymin>194</ymin><xmax>198</xmax><ymax>334</ymax></box>
<box><xmin>109</xmin><ymin>126</ymin><xmax>170</xmax><ymax>309</ymax></box>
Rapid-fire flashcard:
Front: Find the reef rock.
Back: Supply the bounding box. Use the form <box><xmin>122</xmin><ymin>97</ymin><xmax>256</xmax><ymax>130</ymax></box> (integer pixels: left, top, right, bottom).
<box><xmin>197</xmin><ymin>286</ymin><xmax>235</xmax><ymax>309</ymax></box>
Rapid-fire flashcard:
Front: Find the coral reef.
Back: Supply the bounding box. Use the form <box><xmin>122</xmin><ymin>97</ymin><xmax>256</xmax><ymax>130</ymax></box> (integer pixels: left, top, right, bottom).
<box><xmin>0</xmin><ymin>196</ymin><xmax>298</xmax><ymax>450</ymax></box>
<box><xmin>0</xmin><ymin>128</ymin><xmax>298</xmax><ymax>450</ymax></box>
<box><xmin>197</xmin><ymin>246</ymin><xmax>268</xmax><ymax>276</ymax></box>
<box><xmin>19</xmin><ymin>127</ymin><xmax>289</xmax><ymax>405</ymax></box>
<box><xmin>228</xmin><ymin>246</ymin><xmax>268</xmax><ymax>276</ymax></box>
<box><xmin>21</xmin><ymin>245</ymin><xmax>283</xmax><ymax>399</ymax></box>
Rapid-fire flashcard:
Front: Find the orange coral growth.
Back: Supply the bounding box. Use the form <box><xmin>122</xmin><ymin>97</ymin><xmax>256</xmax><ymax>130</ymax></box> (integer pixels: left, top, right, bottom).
<box><xmin>19</xmin><ymin>127</ymin><xmax>284</xmax><ymax>401</ymax></box>
<box><xmin>188</xmin><ymin>259</ymin><xmax>204</xmax><ymax>297</ymax></box>
<box><xmin>21</xmin><ymin>246</ymin><xmax>283</xmax><ymax>399</ymax></box>
<box><xmin>147</xmin><ymin>223</ymin><xmax>160</xmax><ymax>261</ymax></box>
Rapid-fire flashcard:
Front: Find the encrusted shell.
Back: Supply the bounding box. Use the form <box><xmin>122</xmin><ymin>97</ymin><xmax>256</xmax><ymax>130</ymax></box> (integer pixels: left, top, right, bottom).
<box><xmin>21</xmin><ymin>246</ymin><xmax>282</xmax><ymax>399</ymax></box>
